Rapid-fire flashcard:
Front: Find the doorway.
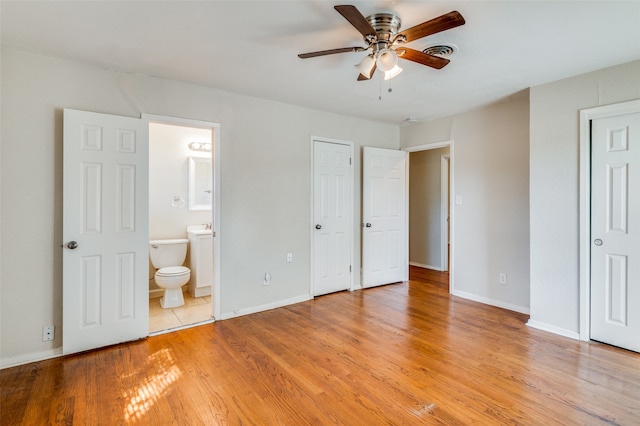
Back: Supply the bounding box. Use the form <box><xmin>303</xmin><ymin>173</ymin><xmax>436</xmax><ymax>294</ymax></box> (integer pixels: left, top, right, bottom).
<box><xmin>146</xmin><ymin>115</ymin><xmax>221</xmax><ymax>334</ymax></box>
<box><xmin>62</xmin><ymin>110</ymin><xmax>222</xmax><ymax>355</ymax></box>
<box><xmin>404</xmin><ymin>141</ymin><xmax>454</xmax><ymax>292</ymax></box>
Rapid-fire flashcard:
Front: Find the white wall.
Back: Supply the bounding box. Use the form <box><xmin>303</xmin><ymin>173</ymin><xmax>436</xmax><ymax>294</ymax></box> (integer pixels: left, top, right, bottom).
<box><xmin>401</xmin><ymin>92</ymin><xmax>530</xmax><ymax>313</ymax></box>
<box><xmin>529</xmin><ymin>59</ymin><xmax>640</xmax><ymax>336</ymax></box>
<box><xmin>0</xmin><ymin>49</ymin><xmax>399</xmax><ymax>365</ymax></box>
<box><xmin>409</xmin><ymin>147</ymin><xmax>450</xmax><ymax>269</ymax></box>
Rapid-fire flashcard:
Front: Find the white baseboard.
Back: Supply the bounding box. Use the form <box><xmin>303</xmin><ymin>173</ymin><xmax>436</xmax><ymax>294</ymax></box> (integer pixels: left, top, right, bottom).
<box><xmin>149</xmin><ymin>288</ymin><xmax>163</xmax><ymax>298</ymax></box>
<box><xmin>452</xmin><ymin>289</ymin><xmax>530</xmax><ymax>315</ymax></box>
<box><xmin>221</xmin><ymin>294</ymin><xmax>313</xmax><ymax>320</ymax></box>
<box><xmin>409</xmin><ymin>262</ymin><xmax>444</xmax><ymax>271</ymax></box>
<box><xmin>526</xmin><ymin>319</ymin><xmax>580</xmax><ymax>340</ymax></box>
<box><xmin>1</xmin><ymin>347</ymin><xmax>63</xmax><ymax>370</ymax></box>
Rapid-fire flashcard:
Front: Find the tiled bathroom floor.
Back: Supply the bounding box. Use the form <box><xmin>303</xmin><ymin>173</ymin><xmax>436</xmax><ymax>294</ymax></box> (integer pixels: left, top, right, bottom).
<box><xmin>149</xmin><ymin>292</ymin><xmax>213</xmax><ymax>333</ymax></box>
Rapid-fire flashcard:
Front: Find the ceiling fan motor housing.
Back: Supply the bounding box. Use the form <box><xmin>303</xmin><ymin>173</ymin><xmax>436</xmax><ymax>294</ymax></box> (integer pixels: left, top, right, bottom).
<box><xmin>366</xmin><ymin>13</ymin><xmax>402</xmax><ymax>43</ymax></box>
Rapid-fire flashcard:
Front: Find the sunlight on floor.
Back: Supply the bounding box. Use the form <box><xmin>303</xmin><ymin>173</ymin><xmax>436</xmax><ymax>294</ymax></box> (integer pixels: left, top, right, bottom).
<box><xmin>123</xmin><ymin>348</ymin><xmax>182</xmax><ymax>421</ymax></box>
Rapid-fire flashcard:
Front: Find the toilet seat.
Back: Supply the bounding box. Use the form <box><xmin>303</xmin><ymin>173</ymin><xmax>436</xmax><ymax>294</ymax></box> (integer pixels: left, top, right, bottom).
<box><xmin>156</xmin><ymin>266</ymin><xmax>190</xmax><ymax>277</ymax></box>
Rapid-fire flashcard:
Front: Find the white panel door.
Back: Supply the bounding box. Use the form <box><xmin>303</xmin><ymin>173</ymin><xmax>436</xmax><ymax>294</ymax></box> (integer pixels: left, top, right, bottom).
<box><xmin>591</xmin><ymin>112</ymin><xmax>640</xmax><ymax>352</ymax></box>
<box><xmin>63</xmin><ymin>109</ymin><xmax>149</xmax><ymax>355</ymax></box>
<box><xmin>362</xmin><ymin>147</ymin><xmax>408</xmax><ymax>288</ymax></box>
<box><xmin>313</xmin><ymin>141</ymin><xmax>352</xmax><ymax>296</ymax></box>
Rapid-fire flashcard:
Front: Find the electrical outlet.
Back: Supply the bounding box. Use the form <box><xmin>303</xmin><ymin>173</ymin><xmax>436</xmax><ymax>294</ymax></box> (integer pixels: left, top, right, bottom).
<box><xmin>43</xmin><ymin>325</ymin><xmax>55</xmax><ymax>342</ymax></box>
<box><xmin>263</xmin><ymin>272</ymin><xmax>271</xmax><ymax>286</ymax></box>
<box><xmin>499</xmin><ymin>273</ymin><xmax>507</xmax><ymax>285</ymax></box>
<box><xmin>286</xmin><ymin>252</ymin><xmax>293</xmax><ymax>263</ymax></box>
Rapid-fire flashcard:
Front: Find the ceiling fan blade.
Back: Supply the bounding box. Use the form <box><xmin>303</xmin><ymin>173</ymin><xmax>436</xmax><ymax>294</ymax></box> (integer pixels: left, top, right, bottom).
<box><xmin>398</xmin><ymin>11</ymin><xmax>465</xmax><ymax>43</ymax></box>
<box><xmin>298</xmin><ymin>47</ymin><xmax>363</xmax><ymax>59</ymax></box>
<box><xmin>357</xmin><ymin>63</ymin><xmax>377</xmax><ymax>81</ymax></box>
<box><xmin>399</xmin><ymin>48</ymin><xmax>450</xmax><ymax>69</ymax></box>
<box><xmin>334</xmin><ymin>5</ymin><xmax>377</xmax><ymax>38</ymax></box>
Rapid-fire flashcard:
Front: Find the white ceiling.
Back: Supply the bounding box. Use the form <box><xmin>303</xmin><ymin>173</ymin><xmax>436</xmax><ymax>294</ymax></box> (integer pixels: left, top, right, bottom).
<box><xmin>2</xmin><ymin>1</ymin><xmax>640</xmax><ymax>124</ymax></box>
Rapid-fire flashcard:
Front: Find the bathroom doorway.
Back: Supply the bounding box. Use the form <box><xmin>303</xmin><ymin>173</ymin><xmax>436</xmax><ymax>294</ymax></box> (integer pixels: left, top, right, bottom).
<box><xmin>146</xmin><ymin>115</ymin><xmax>221</xmax><ymax>334</ymax></box>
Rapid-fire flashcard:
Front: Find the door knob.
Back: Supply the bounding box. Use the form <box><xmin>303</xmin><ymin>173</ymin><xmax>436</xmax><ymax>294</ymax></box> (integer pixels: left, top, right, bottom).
<box><xmin>315</xmin><ymin>224</ymin><xmax>322</xmax><ymax>230</ymax></box>
<box><xmin>365</xmin><ymin>223</ymin><xmax>372</xmax><ymax>228</ymax></box>
<box><xmin>594</xmin><ymin>238</ymin><xmax>603</xmax><ymax>246</ymax></box>
<box><xmin>66</xmin><ymin>241</ymin><xmax>78</xmax><ymax>249</ymax></box>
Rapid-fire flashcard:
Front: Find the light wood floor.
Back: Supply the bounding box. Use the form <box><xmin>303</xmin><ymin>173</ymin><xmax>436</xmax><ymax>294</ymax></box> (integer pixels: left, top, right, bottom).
<box><xmin>2</xmin><ymin>267</ymin><xmax>639</xmax><ymax>424</ymax></box>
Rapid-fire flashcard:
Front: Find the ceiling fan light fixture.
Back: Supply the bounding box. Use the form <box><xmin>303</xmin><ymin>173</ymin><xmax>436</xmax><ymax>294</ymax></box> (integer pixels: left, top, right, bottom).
<box><xmin>383</xmin><ymin>64</ymin><xmax>403</xmax><ymax>80</ymax></box>
<box><xmin>355</xmin><ymin>55</ymin><xmax>376</xmax><ymax>78</ymax></box>
<box><xmin>376</xmin><ymin>48</ymin><xmax>398</xmax><ymax>72</ymax></box>
<box><xmin>298</xmin><ymin>6</ymin><xmax>466</xmax><ymax>83</ymax></box>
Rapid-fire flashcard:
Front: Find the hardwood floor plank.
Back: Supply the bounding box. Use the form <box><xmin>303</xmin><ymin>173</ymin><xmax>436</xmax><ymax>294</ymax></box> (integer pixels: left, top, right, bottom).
<box><xmin>241</xmin><ymin>312</ymin><xmax>433</xmax><ymax>423</ymax></box>
<box><xmin>0</xmin><ymin>364</ymin><xmax>38</xmax><ymax>424</ymax></box>
<box><xmin>2</xmin><ymin>266</ymin><xmax>639</xmax><ymax>424</ymax></box>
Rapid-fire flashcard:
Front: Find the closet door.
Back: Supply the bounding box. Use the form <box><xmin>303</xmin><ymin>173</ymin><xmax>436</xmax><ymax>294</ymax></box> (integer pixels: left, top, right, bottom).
<box><xmin>312</xmin><ymin>140</ymin><xmax>353</xmax><ymax>296</ymax></box>
<box><xmin>590</xmin><ymin>111</ymin><xmax>640</xmax><ymax>353</ymax></box>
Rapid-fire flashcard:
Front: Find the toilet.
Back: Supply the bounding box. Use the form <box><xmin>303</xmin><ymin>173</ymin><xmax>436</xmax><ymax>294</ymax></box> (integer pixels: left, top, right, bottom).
<box><xmin>149</xmin><ymin>239</ymin><xmax>191</xmax><ymax>309</ymax></box>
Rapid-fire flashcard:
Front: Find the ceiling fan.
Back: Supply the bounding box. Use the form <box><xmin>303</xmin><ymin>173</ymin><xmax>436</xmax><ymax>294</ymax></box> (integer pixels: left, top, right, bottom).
<box><xmin>298</xmin><ymin>5</ymin><xmax>465</xmax><ymax>81</ymax></box>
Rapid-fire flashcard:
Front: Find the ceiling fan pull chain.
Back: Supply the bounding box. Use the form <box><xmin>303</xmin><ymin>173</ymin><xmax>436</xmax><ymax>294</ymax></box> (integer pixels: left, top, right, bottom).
<box><xmin>379</xmin><ymin>78</ymin><xmax>393</xmax><ymax>101</ymax></box>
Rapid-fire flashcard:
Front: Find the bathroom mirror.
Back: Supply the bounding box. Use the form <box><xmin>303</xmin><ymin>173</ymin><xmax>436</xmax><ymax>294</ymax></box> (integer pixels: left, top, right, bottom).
<box><xmin>188</xmin><ymin>156</ymin><xmax>213</xmax><ymax>211</ymax></box>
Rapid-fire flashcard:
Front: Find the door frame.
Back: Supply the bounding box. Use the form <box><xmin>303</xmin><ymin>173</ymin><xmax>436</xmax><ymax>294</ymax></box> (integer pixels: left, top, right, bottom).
<box><xmin>310</xmin><ymin>136</ymin><xmax>355</xmax><ymax>295</ymax></box>
<box><xmin>441</xmin><ymin>154</ymin><xmax>450</xmax><ymax>272</ymax></box>
<box><xmin>578</xmin><ymin>99</ymin><xmax>640</xmax><ymax>341</ymax></box>
<box><xmin>143</xmin><ymin>114</ymin><xmax>222</xmax><ymax>321</ymax></box>
<box><xmin>403</xmin><ymin>140</ymin><xmax>455</xmax><ymax>293</ymax></box>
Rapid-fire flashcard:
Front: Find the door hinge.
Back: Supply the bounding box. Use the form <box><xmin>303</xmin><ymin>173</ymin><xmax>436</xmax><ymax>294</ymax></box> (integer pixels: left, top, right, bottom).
<box><xmin>350</xmin><ymin>265</ymin><xmax>352</xmax><ymax>272</ymax></box>
<box><xmin>350</xmin><ymin>157</ymin><xmax>352</xmax><ymax>165</ymax></box>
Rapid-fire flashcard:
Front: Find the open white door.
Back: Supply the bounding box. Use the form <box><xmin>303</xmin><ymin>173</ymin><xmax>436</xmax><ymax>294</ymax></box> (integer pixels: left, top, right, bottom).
<box><xmin>312</xmin><ymin>140</ymin><xmax>353</xmax><ymax>296</ymax></box>
<box><xmin>362</xmin><ymin>147</ymin><xmax>408</xmax><ymax>288</ymax></box>
<box><xmin>63</xmin><ymin>109</ymin><xmax>149</xmax><ymax>355</ymax></box>
<box><xmin>590</xmin><ymin>111</ymin><xmax>640</xmax><ymax>352</ymax></box>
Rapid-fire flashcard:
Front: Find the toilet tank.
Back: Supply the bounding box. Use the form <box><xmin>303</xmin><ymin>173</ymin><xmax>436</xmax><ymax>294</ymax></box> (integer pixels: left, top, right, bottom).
<box><xmin>149</xmin><ymin>239</ymin><xmax>189</xmax><ymax>268</ymax></box>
